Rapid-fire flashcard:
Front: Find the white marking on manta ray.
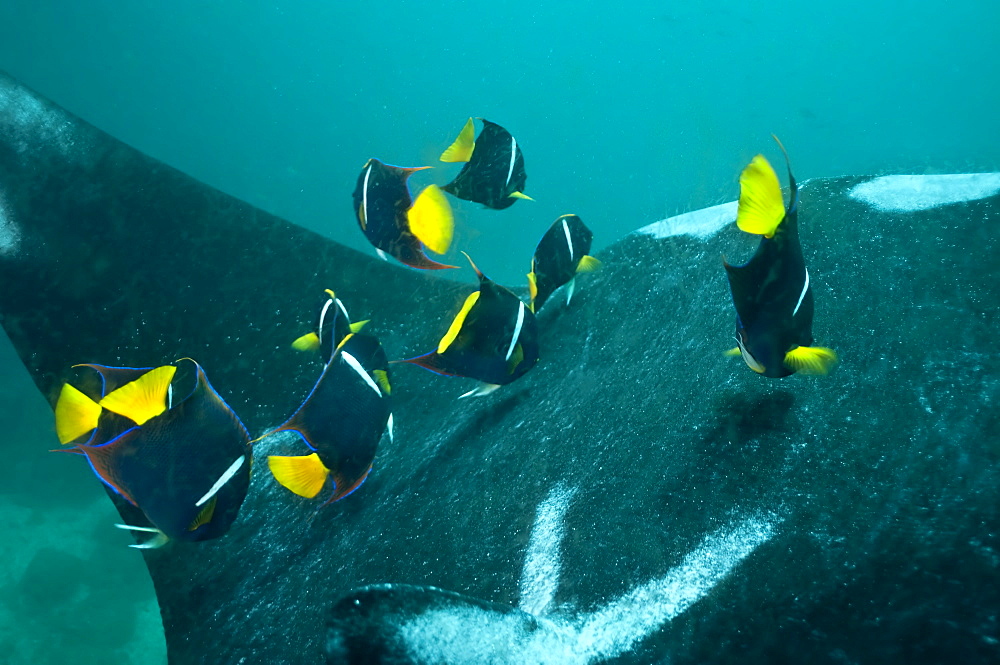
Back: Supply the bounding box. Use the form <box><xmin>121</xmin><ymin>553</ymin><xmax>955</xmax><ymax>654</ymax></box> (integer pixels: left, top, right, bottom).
<box><xmin>792</xmin><ymin>267</ymin><xmax>810</xmax><ymax>317</ymax></box>
<box><xmin>848</xmin><ymin>173</ymin><xmax>1000</xmax><ymax>212</ymax></box>
<box><xmin>398</xmin><ymin>483</ymin><xmax>777</xmax><ymax>664</ymax></box>
<box><xmin>504</xmin><ymin>302</ymin><xmax>525</xmax><ymax>362</ymax></box>
<box><xmin>0</xmin><ymin>82</ymin><xmax>79</xmax><ymax>157</ymax></box>
<box><xmin>342</xmin><ymin>351</ymin><xmax>381</xmax><ymax>396</ymax></box>
<box><xmin>0</xmin><ymin>193</ymin><xmax>21</xmax><ymax>257</ymax></box>
<box><xmin>195</xmin><ymin>455</ymin><xmax>246</xmax><ymax>507</ymax></box>
<box><xmin>505</xmin><ymin>137</ymin><xmax>517</xmax><ymax>189</ymax></box>
<box><xmin>635</xmin><ymin>201</ymin><xmax>738</xmax><ymax>240</ymax></box>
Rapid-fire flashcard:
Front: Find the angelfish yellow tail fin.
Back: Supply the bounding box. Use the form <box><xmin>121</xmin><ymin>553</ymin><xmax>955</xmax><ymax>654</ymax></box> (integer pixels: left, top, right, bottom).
<box><xmin>268</xmin><ymin>453</ymin><xmax>330</xmax><ymax>498</ymax></box>
<box><xmin>440</xmin><ymin>117</ymin><xmax>476</xmax><ymax>162</ymax></box>
<box><xmin>783</xmin><ymin>346</ymin><xmax>838</xmax><ymax>375</ymax></box>
<box><xmin>99</xmin><ymin>365</ymin><xmax>177</xmax><ymax>425</ymax></box>
<box><xmin>292</xmin><ymin>332</ymin><xmax>320</xmax><ymax>352</ymax></box>
<box><xmin>736</xmin><ymin>155</ymin><xmax>785</xmax><ymax>238</ymax></box>
<box><xmin>576</xmin><ymin>255</ymin><xmax>602</xmax><ymax>273</ymax></box>
<box><xmin>409</xmin><ymin>185</ymin><xmax>454</xmax><ymax>255</ymax></box>
<box><xmin>55</xmin><ymin>383</ymin><xmax>103</xmax><ymax>444</ymax></box>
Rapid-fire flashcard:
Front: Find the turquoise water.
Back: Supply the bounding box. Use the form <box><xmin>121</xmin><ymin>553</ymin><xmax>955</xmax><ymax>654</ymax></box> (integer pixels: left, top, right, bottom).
<box><xmin>0</xmin><ymin>2</ymin><xmax>997</xmax><ymax>663</ymax></box>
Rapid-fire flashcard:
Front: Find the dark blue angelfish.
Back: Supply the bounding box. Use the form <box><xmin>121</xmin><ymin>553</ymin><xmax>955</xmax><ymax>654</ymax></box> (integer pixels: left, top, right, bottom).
<box><xmin>398</xmin><ymin>253</ymin><xmax>539</xmax><ymax>398</ymax></box>
<box><xmin>527</xmin><ymin>214</ymin><xmax>601</xmax><ymax>313</ymax></box>
<box><xmin>353</xmin><ymin>158</ymin><xmax>455</xmax><ymax>270</ymax></box>
<box><xmin>723</xmin><ymin>137</ymin><xmax>837</xmax><ymax>378</ymax></box>
<box><xmin>439</xmin><ymin>118</ymin><xmax>532</xmax><ymax>210</ymax></box>
<box><xmin>265</xmin><ymin>332</ymin><xmax>393</xmax><ymax>505</ymax></box>
<box><xmin>291</xmin><ymin>288</ymin><xmax>369</xmax><ymax>362</ymax></box>
<box><xmin>54</xmin><ymin>360</ymin><xmax>252</xmax><ymax>548</ymax></box>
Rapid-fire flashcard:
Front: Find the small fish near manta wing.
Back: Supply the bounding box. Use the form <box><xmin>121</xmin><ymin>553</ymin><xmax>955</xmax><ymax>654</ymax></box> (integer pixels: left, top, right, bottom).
<box><xmin>527</xmin><ymin>214</ymin><xmax>602</xmax><ymax>312</ymax></box>
<box><xmin>439</xmin><ymin>118</ymin><xmax>532</xmax><ymax>210</ymax></box>
<box><xmin>398</xmin><ymin>254</ymin><xmax>539</xmax><ymax>395</ymax></box>
<box><xmin>353</xmin><ymin>158</ymin><xmax>456</xmax><ymax>270</ymax></box>
<box><xmin>723</xmin><ymin>137</ymin><xmax>837</xmax><ymax>378</ymax></box>
<box><xmin>55</xmin><ymin>360</ymin><xmax>253</xmax><ymax>543</ymax></box>
<box><xmin>291</xmin><ymin>289</ymin><xmax>369</xmax><ymax>363</ymax></box>
<box><xmin>266</xmin><ymin>332</ymin><xmax>393</xmax><ymax>505</ymax></box>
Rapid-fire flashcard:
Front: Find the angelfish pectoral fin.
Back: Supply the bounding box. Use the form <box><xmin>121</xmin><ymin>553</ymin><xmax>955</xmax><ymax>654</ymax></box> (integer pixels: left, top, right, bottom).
<box><xmin>114</xmin><ymin>523</ymin><xmax>170</xmax><ymax>549</ymax></box>
<box><xmin>508</xmin><ymin>191</ymin><xmax>533</xmax><ymax>201</ymax></box>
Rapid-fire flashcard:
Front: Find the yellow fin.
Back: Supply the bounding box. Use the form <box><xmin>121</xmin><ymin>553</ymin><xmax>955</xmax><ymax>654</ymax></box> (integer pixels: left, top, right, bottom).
<box><xmin>267</xmin><ymin>453</ymin><xmax>330</xmax><ymax>499</ymax></box>
<box><xmin>188</xmin><ymin>496</ymin><xmax>217</xmax><ymax>531</ymax></box>
<box><xmin>373</xmin><ymin>369</ymin><xmax>392</xmax><ymax>395</ymax></box>
<box><xmin>292</xmin><ymin>332</ymin><xmax>320</xmax><ymax>352</ymax></box>
<box><xmin>508</xmin><ymin>191</ymin><xmax>533</xmax><ymax>201</ymax></box>
<box><xmin>527</xmin><ymin>271</ymin><xmax>538</xmax><ymax>302</ymax></box>
<box><xmin>783</xmin><ymin>346</ymin><xmax>838</xmax><ymax>375</ymax></box>
<box><xmin>409</xmin><ymin>185</ymin><xmax>454</xmax><ymax>255</ymax></box>
<box><xmin>576</xmin><ymin>255</ymin><xmax>602</xmax><ymax>273</ymax></box>
<box><xmin>439</xmin><ymin>117</ymin><xmax>476</xmax><ymax>162</ymax></box>
<box><xmin>724</xmin><ymin>347</ymin><xmax>743</xmax><ymax>357</ymax></box>
<box><xmin>736</xmin><ymin>155</ymin><xmax>785</xmax><ymax>238</ymax></box>
<box><xmin>349</xmin><ymin>320</ymin><xmax>369</xmax><ymax>333</ymax></box>
<box><xmin>99</xmin><ymin>365</ymin><xmax>177</xmax><ymax>425</ymax></box>
<box><xmin>54</xmin><ymin>383</ymin><xmax>103</xmax><ymax>445</ymax></box>
<box><xmin>507</xmin><ymin>343</ymin><xmax>524</xmax><ymax>374</ymax></box>
<box><xmin>438</xmin><ymin>291</ymin><xmax>480</xmax><ymax>354</ymax></box>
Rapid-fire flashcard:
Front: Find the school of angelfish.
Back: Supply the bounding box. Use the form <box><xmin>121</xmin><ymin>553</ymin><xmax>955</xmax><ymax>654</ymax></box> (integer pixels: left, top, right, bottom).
<box><xmin>52</xmin><ymin>122</ymin><xmax>836</xmax><ymax>548</ymax></box>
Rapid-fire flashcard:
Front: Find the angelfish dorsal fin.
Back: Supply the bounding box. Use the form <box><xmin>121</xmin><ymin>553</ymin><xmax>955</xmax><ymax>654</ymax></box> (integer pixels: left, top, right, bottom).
<box><xmin>439</xmin><ymin>117</ymin><xmax>476</xmax><ymax>162</ymax></box>
<box><xmin>437</xmin><ymin>291</ymin><xmax>481</xmax><ymax>354</ymax></box>
<box><xmin>98</xmin><ymin>365</ymin><xmax>177</xmax><ymax>425</ymax></box>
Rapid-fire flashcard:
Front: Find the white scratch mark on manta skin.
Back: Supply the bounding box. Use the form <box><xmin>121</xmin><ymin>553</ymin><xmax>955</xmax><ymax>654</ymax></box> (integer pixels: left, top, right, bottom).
<box><xmin>398</xmin><ymin>483</ymin><xmax>778</xmax><ymax>664</ymax></box>
<box><xmin>634</xmin><ymin>201</ymin><xmax>738</xmax><ymax>240</ymax></box>
<box><xmin>0</xmin><ymin>192</ymin><xmax>21</xmax><ymax>257</ymax></box>
<box><xmin>849</xmin><ymin>173</ymin><xmax>1000</xmax><ymax>212</ymax></box>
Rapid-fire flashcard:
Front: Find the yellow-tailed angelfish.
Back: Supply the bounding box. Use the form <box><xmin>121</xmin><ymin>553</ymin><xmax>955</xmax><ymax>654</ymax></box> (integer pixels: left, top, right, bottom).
<box><xmin>723</xmin><ymin>137</ymin><xmax>837</xmax><ymax>378</ymax></box>
<box><xmin>527</xmin><ymin>214</ymin><xmax>601</xmax><ymax>312</ymax></box>
<box><xmin>439</xmin><ymin>118</ymin><xmax>532</xmax><ymax>210</ymax></box>
<box><xmin>353</xmin><ymin>158</ymin><xmax>455</xmax><ymax>270</ymax></box>
<box><xmin>398</xmin><ymin>253</ymin><xmax>539</xmax><ymax>398</ymax></box>
<box><xmin>265</xmin><ymin>332</ymin><xmax>393</xmax><ymax>505</ymax></box>
<box><xmin>291</xmin><ymin>289</ymin><xmax>369</xmax><ymax>362</ymax></box>
<box><xmin>53</xmin><ymin>360</ymin><xmax>252</xmax><ymax>548</ymax></box>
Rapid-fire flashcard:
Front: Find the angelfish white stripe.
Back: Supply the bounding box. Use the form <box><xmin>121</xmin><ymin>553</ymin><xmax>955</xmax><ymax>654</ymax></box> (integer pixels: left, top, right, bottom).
<box><xmin>343</xmin><ymin>351</ymin><xmax>381</xmax><ymax>396</ymax></box>
<box><xmin>361</xmin><ymin>164</ymin><xmax>372</xmax><ymax>224</ymax></box>
<box><xmin>505</xmin><ymin>302</ymin><xmax>526</xmax><ymax>362</ymax></box>
<box><xmin>505</xmin><ymin>137</ymin><xmax>517</xmax><ymax>188</ymax></box>
<box><xmin>792</xmin><ymin>268</ymin><xmax>810</xmax><ymax>317</ymax></box>
<box><xmin>195</xmin><ymin>455</ymin><xmax>246</xmax><ymax>507</ymax></box>
<box><xmin>317</xmin><ymin>298</ymin><xmax>336</xmax><ymax>343</ymax></box>
<box><xmin>562</xmin><ymin>218</ymin><xmax>574</xmax><ymax>261</ymax></box>
<box><xmin>167</xmin><ymin>384</ymin><xmax>173</xmax><ymax>410</ymax></box>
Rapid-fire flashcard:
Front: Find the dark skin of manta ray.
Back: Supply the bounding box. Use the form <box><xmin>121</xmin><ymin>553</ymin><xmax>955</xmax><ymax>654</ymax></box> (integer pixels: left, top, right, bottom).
<box><xmin>352</xmin><ymin>158</ymin><xmax>451</xmax><ymax>270</ymax></box>
<box><xmin>442</xmin><ymin>119</ymin><xmax>527</xmax><ymax>210</ymax></box>
<box><xmin>723</xmin><ymin>162</ymin><xmax>814</xmax><ymax>378</ymax></box>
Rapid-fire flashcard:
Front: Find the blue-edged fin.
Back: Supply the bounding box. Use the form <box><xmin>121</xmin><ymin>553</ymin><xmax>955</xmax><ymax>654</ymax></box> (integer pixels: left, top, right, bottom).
<box><xmin>508</xmin><ymin>191</ymin><xmax>534</xmax><ymax>201</ymax></box>
<box><xmin>438</xmin><ymin>291</ymin><xmax>481</xmax><ymax>354</ymax></box>
<box><xmin>99</xmin><ymin>365</ymin><xmax>177</xmax><ymax>425</ymax></box>
<box><xmin>440</xmin><ymin>117</ymin><xmax>476</xmax><ymax>162</ymax></box>
<box><xmin>54</xmin><ymin>383</ymin><xmax>102</xmax><ymax>444</ymax></box>
<box><xmin>408</xmin><ymin>185</ymin><xmax>454</xmax><ymax>255</ymax></box>
<box><xmin>268</xmin><ymin>453</ymin><xmax>330</xmax><ymax>499</ymax></box>
<box><xmin>576</xmin><ymin>255</ymin><xmax>602</xmax><ymax>273</ymax></box>
<box><xmin>783</xmin><ymin>346</ymin><xmax>838</xmax><ymax>375</ymax></box>
<box><xmin>292</xmin><ymin>332</ymin><xmax>321</xmax><ymax>352</ymax></box>
<box><xmin>736</xmin><ymin>155</ymin><xmax>785</xmax><ymax>238</ymax></box>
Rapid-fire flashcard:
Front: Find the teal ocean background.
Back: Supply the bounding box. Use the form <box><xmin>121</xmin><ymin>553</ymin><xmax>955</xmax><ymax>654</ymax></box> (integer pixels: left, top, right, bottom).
<box><xmin>0</xmin><ymin>2</ymin><xmax>997</xmax><ymax>662</ymax></box>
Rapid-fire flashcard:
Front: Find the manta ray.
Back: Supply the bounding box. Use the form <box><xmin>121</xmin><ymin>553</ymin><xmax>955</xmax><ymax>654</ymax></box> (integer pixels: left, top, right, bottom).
<box><xmin>1</xmin><ymin>72</ymin><xmax>999</xmax><ymax>664</ymax></box>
